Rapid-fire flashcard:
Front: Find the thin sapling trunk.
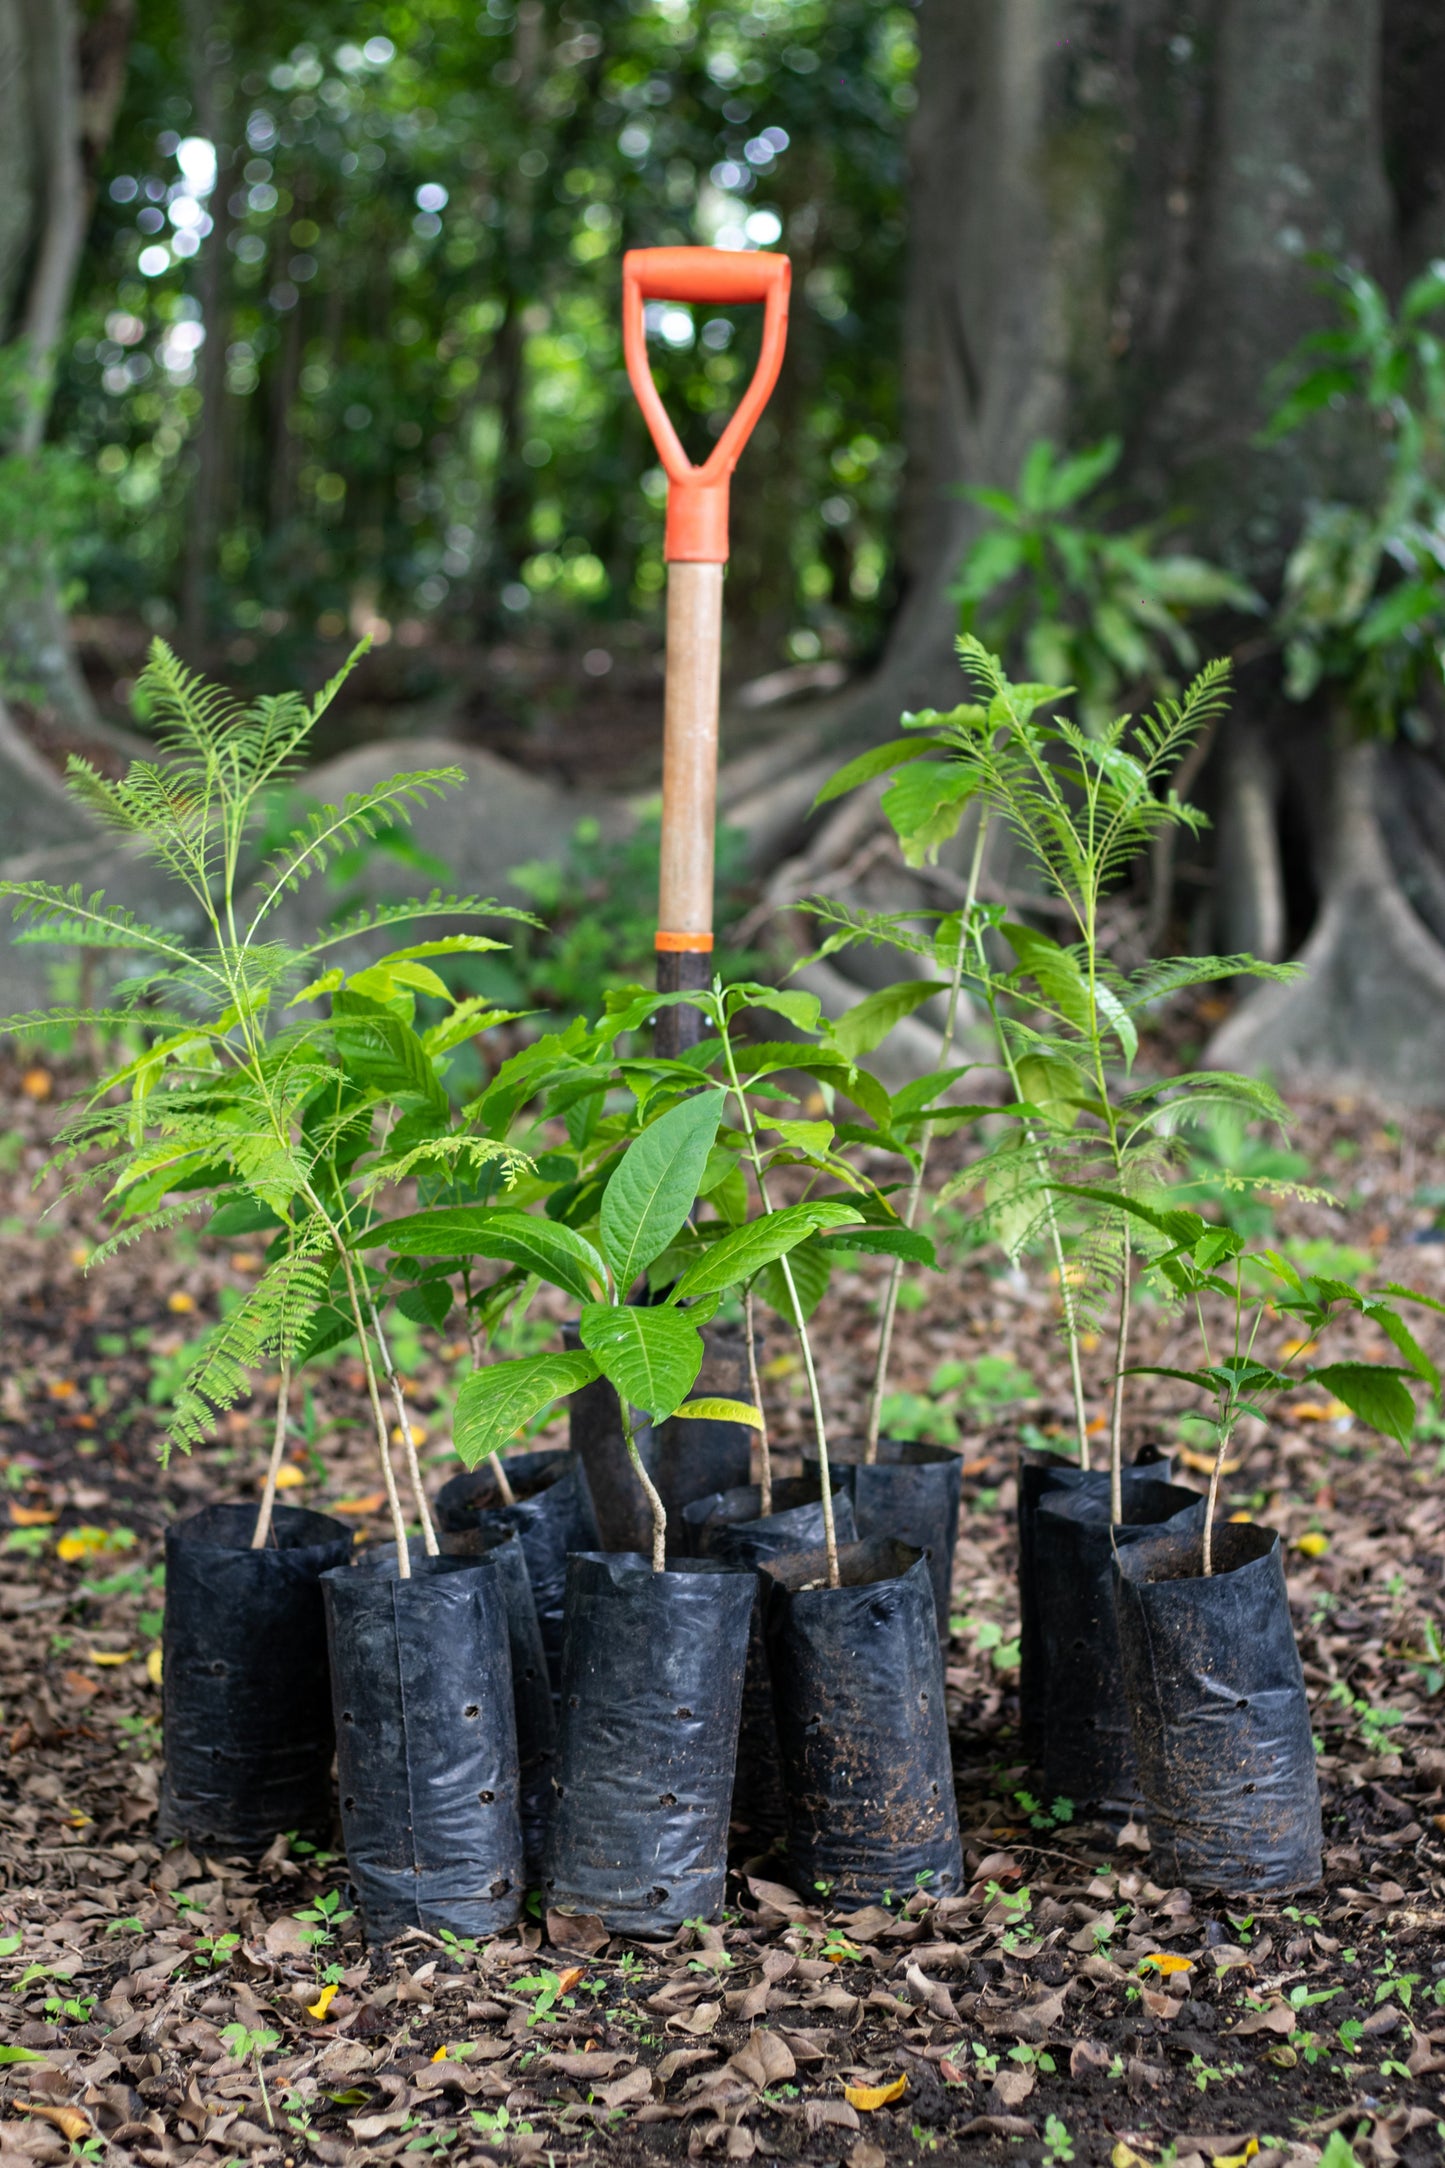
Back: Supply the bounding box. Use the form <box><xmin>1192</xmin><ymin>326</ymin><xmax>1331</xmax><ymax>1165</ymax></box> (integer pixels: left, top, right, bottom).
<box><xmin>1108</xmin><ymin>1229</ymin><xmax>1132</xmax><ymax>1528</ymax></box>
<box><xmin>367</xmin><ymin>1292</ymin><xmax>439</xmax><ymax>1556</ymax></box>
<box><xmin>744</xmin><ymin>1284</ymin><xmax>771</xmax><ymax>1515</ymax></box>
<box><xmin>335</xmin><ymin>1247</ymin><xmax>412</xmax><ymax>1573</ymax></box>
<box><xmin>619</xmin><ymin>1395</ymin><xmax>668</xmax><ymax>1571</ymax></box>
<box><xmin>251</xmin><ymin>1358</ymin><xmax>291</xmax><ymax>1549</ymax></box>
<box><xmin>462</xmin><ymin>1268</ymin><xmax>515</xmax><ymax>1504</ymax></box>
<box><xmin>864</xmin><ymin>810</ymin><xmax>990</xmax><ymax>1462</ymax></box>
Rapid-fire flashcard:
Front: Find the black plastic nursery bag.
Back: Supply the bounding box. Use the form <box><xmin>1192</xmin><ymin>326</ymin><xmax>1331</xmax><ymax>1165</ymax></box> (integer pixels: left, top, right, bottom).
<box><xmin>1113</xmin><ymin>1518</ymin><xmax>1323</xmax><ymax>1893</ymax></box>
<box><xmin>437</xmin><ymin>1522</ymin><xmax>557</xmax><ymax>1880</ymax></box>
<box><xmin>681</xmin><ymin>1476</ymin><xmax>829</xmax><ymax>1556</ymax></box>
<box><xmin>158</xmin><ymin>1501</ymin><xmax>352</xmax><ymax>1854</ymax></box>
<box><xmin>436</xmin><ymin>1446</ymin><xmax>599</xmax><ymax>1694</ymax></box>
<box><xmin>543</xmin><ymin>1552</ymin><xmax>753</xmax><ymax>1934</ymax></box>
<box><xmin>1035</xmin><ymin>1478</ymin><xmax>1205</xmax><ymax>1817</ymax></box>
<box><xmin>324</xmin><ymin>1545</ymin><xmax>524</xmax><ymax>1942</ymax></box>
<box><xmin>803</xmin><ymin>1437</ymin><xmax>963</xmax><ymax>1637</ymax></box>
<box><xmin>761</xmin><ymin>1537</ymin><xmax>962</xmax><ymax>1907</ymax></box>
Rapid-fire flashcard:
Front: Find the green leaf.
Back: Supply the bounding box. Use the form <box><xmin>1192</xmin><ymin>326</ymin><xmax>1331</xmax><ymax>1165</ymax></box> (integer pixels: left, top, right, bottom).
<box><xmin>396</xmin><ymin>1280</ymin><xmax>454</xmax><ymax>1330</ymax></box>
<box><xmin>669</xmin><ymin>1200</ymin><xmax>862</xmax><ymax>1302</ymax></box>
<box><xmin>599</xmin><ymin>1090</ymin><xmax>724</xmax><ymax>1289</ymax></box>
<box><xmin>1307</xmin><ymin>1363</ymin><xmax>1416</xmax><ymax>1447</ymax></box>
<box><xmin>1358</xmin><ymin>577</ymin><xmax>1440</xmax><ymax>649</ymax></box>
<box><xmin>767</xmin><ymin>1118</ymin><xmax>834</xmax><ymax>1159</ymax></box>
<box><xmin>577</xmin><ymin>1303</ymin><xmax>705</xmax><ymax>1422</ymax></box>
<box><xmin>755</xmin><ymin>1235</ymin><xmax>832</xmax><ymax>1322</ymax></box>
<box><xmin>879</xmin><ymin>762</ymin><xmax>976</xmax><ymax>867</ymax></box>
<box><xmin>673</xmin><ymin>1397</ymin><xmax>763</xmax><ymax>1427</ymax></box>
<box><xmin>728</xmin><ymin>984</ymin><xmax>823</xmax><ymax>1031</ymax></box>
<box><xmin>813</xmin><ymin>1224</ymin><xmax>937</xmax><ymax>1266</ymax></box>
<box><xmin>358</xmin><ymin>1206</ymin><xmax>606</xmax><ymax>1305</ymax></box>
<box><xmin>0</xmin><ymin>2046</ymin><xmax>48</xmax><ymax>2064</ymax></box>
<box><xmin>812</xmin><ymin>736</ymin><xmax>955</xmax><ymax>808</ymax></box>
<box><xmin>453</xmin><ymin>1349</ymin><xmax>600</xmax><ymax>1468</ymax></box>
<box><xmin>833</xmin><ymin>980</ymin><xmax>948</xmax><ymax>1061</ymax></box>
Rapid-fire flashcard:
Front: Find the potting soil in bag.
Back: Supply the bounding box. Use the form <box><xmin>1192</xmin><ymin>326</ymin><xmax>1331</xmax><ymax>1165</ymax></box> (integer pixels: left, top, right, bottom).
<box><xmin>159</xmin><ymin>1501</ymin><xmax>352</xmax><ymax>1853</ymax></box>
<box><xmin>1017</xmin><ymin>1443</ymin><xmax>1174</xmax><ymax>1752</ymax></box>
<box><xmin>437</xmin><ymin>1523</ymin><xmax>557</xmax><ymax>1880</ymax></box>
<box><xmin>543</xmin><ymin>1553</ymin><xmax>753</xmax><ymax>1934</ymax></box>
<box><xmin>435</xmin><ymin>1447</ymin><xmax>599</xmax><ymax>1694</ymax></box>
<box><xmin>1034</xmin><ymin>1478</ymin><xmax>1205</xmax><ymax>1818</ymax></box>
<box><xmin>1113</xmin><ymin>1518</ymin><xmax>1323</xmax><ymax>1892</ymax></box>
<box><xmin>703</xmin><ymin>1493</ymin><xmax>858</xmax><ymax>1842</ymax></box>
<box><xmin>803</xmin><ymin>1438</ymin><xmax>963</xmax><ymax>1637</ymax></box>
<box><xmin>323</xmin><ymin>1546</ymin><xmax>523</xmax><ymax>1942</ymax></box>
<box><xmin>761</xmin><ymin>1536</ymin><xmax>962</xmax><ymax>1907</ymax></box>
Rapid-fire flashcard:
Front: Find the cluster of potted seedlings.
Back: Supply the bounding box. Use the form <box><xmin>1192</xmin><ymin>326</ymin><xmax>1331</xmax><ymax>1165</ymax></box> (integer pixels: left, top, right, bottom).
<box><xmin>5</xmin><ymin>635</ymin><xmax>1436</xmax><ymax>1935</ymax></box>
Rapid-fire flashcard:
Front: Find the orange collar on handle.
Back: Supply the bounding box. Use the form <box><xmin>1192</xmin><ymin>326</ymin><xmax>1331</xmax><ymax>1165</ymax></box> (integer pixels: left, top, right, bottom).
<box><xmin>622</xmin><ymin>246</ymin><xmax>791</xmax><ymax>563</ymax></box>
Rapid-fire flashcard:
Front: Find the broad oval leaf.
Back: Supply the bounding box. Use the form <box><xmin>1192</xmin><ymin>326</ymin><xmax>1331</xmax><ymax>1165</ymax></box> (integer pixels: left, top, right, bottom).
<box><xmin>358</xmin><ymin>1204</ymin><xmax>606</xmax><ymax>1303</ymax></box>
<box><xmin>833</xmin><ymin>979</ymin><xmax>948</xmax><ymax>1062</ymax></box>
<box><xmin>599</xmin><ymin>1090</ymin><xmax>724</xmax><ymax>1290</ymax></box>
<box><xmin>755</xmin><ymin>1235</ymin><xmax>833</xmax><ymax>1323</ymax></box>
<box><xmin>577</xmin><ymin>1303</ymin><xmax>705</xmax><ymax>1423</ymax></box>
<box><xmin>454</xmin><ymin>1349</ymin><xmax>600</xmax><ymax>1469</ymax></box>
<box><xmin>812</xmin><ymin>1225</ymin><xmax>937</xmax><ymax>1267</ymax></box>
<box><xmin>669</xmin><ymin>1200</ymin><xmax>863</xmax><ymax>1303</ymax></box>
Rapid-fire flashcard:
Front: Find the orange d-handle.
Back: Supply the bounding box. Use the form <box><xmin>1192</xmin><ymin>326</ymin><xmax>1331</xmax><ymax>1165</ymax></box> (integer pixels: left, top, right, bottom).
<box><xmin>622</xmin><ymin>247</ymin><xmax>791</xmax><ymax>563</ymax></box>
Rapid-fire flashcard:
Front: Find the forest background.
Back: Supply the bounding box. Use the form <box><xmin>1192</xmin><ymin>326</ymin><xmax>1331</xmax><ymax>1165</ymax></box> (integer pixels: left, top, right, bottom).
<box><xmin>7</xmin><ymin>0</ymin><xmax>1445</xmax><ymax>1096</ymax></box>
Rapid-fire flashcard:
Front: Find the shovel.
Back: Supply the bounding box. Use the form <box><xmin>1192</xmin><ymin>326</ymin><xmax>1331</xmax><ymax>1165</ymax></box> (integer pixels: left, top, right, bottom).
<box><xmin>622</xmin><ymin>246</ymin><xmax>791</xmax><ymax>1054</ymax></box>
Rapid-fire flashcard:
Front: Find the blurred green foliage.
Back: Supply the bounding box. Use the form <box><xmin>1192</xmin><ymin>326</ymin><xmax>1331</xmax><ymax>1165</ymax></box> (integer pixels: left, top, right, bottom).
<box><xmin>950</xmin><ymin>437</ymin><xmax>1260</xmax><ymax>732</ymax></box>
<box><xmin>57</xmin><ymin>0</ymin><xmax>916</xmax><ymax>683</ymax></box>
<box><xmin>1266</xmin><ymin>259</ymin><xmax>1445</xmax><ymax>736</ymax></box>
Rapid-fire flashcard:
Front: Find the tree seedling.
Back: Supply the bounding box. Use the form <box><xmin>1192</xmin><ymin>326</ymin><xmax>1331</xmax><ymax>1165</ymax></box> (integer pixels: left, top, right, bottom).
<box><xmin>220</xmin><ymin>2023</ymin><xmax>280</xmax><ymax>2127</ymax></box>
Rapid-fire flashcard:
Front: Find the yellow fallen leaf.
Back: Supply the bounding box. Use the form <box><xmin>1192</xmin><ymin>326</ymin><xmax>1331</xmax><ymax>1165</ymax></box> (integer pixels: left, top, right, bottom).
<box><xmin>556</xmin><ymin>1966</ymin><xmax>586</xmax><ymax>1994</ymax></box>
<box><xmin>1291</xmin><ymin>1398</ymin><xmax>1350</xmax><ymax>1423</ymax></box>
<box><xmin>1296</xmin><ymin>1532</ymin><xmax>1330</xmax><ymax>1558</ymax></box>
<box><xmin>9</xmin><ymin>1504</ymin><xmax>57</xmax><ymax>1527</ymax></box>
<box><xmin>1079</xmin><ymin>1332</ymin><xmax>1100</xmax><ymax>1353</ymax></box>
<box><xmin>1278</xmin><ymin>1337</ymin><xmax>1317</xmax><ymax>1360</ymax></box>
<box><xmin>273</xmin><ymin>1465</ymin><xmax>306</xmax><ymax>1489</ymax></box>
<box><xmin>1177</xmin><ymin>1447</ymin><xmax>1240</xmax><ymax>1476</ymax></box>
<box><xmin>47</xmin><ymin>1379</ymin><xmax>78</xmax><ymax>1401</ymax></box>
<box><xmin>673</xmin><ymin>1398</ymin><xmax>764</xmax><ymax>1428</ymax></box>
<box><xmin>762</xmin><ymin>1354</ymin><xmax>797</xmax><ymax>1380</ymax></box>
<box><xmin>1228</xmin><ymin>1511</ymin><xmax>1253</xmax><ymax>1523</ymax></box>
<box><xmin>1112</xmin><ymin>2146</ymin><xmax>1153</xmax><ymax>2168</ymax></box>
<box><xmin>167</xmin><ymin>1290</ymin><xmax>196</xmax><ymax>1314</ymax></box>
<box><xmin>431</xmin><ymin>2045</ymin><xmax>449</xmax><ymax>2062</ymax></box>
<box><xmin>390</xmin><ymin>1424</ymin><xmax>428</xmax><ymax>1448</ymax></box>
<box><xmin>57</xmin><ymin>1526</ymin><xmax>128</xmax><ymax>1562</ymax></box>
<box><xmin>231</xmin><ymin>1251</ymin><xmax>262</xmax><ymax>1273</ymax></box>
<box><xmin>69</xmin><ymin>1247</ymin><xmax>90</xmax><ymax>1268</ymax></box>
<box><xmin>1212</xmin><ymin>2142</ymin><xmax>1259</xmax><ymax>2168</ymax></box>
<box><xmin>1086</xmin><ymin>1415</ymin><xmax>1108</xmax><ymax>1435</ymax></box>
<box><xmin>20</xmin><ymin>1067</ymin><xmax>52</xmax><ymax>1100</ymax></box>
<box><xmin>146</xmin><ymin>1647</ymin><xmax>163</xmax><ymax>1686</ymax></box>
<box><xmin>334</xmin><ymin>1492</ymin><xmax>387</xmax><ymax>1515</ymax></box>
<box><xmin>307</xmin><ymin>1982</ymin><xmax>338</xmax><ymax>2021</ymax></box>
<box><xmin>90</xmin><ymin>1650</ymin><xmax>134</xmax><ymax>1667</ymax></box>
<box><xmin>844</xmin><ymin>2075</ymin><xmax>907</xmax><ymax>2111</ymax></box>
<box><xmin>16</xmin><ymin>2104</ymin><xmax>89</xmax><ymax>2142</ymax></box>
<box><xmin>1138</xmin><ymin>1953</ymin><xmax>1193</xmax><ymax>1976</ymax></box>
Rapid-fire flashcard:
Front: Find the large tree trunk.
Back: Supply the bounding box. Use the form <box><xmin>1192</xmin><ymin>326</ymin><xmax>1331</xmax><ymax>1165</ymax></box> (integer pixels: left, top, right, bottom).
<box><xmin>796</xmin><ymin>0</ymin><xmax>1445</xmax><ymax>1101</ymax></box>
<box><xmin>0</xmin><ymin>0</ymin><xmax>134</xmax><ymax>772</ymax></box>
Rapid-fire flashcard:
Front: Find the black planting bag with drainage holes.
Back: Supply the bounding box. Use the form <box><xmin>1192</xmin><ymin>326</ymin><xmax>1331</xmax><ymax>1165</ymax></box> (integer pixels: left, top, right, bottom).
<box><xmin>1113</xmin><ymin>1517</ymin><xmax>1323</xmax><ymax>1893</ymax></box>
<box><xmin>543</xmin><ymin>1552</ymin><xmax>754</xmax><ymax>1935</ymax></box>
<box><xmin>761</xmin><ymin>1536</ymin><xmax>963</xmax><ymax>1907</ymax></box>
<box><xmin>802</xmin><ymin>1437</ymin><xmax>964</xmax><ymax>1638</ymax></box>
<box><xmin>1035</xmin><ymin>1478</ymin><xmax>1206</xmax><ymax>1818</ymax></box>
<box><xmin>323</xmin><ymin>1544</ymin><xmax>523</xmax><ymax>1942</ymax></box>
<box><xmin>159</xmin><ymin>1501</ymin><xmax>353</xmax><ymax>1853</ymax></box>
<box><xmin>435</xmin><ymin>1447</ymin><xmax>599</xmax><ymax>1695</ymax></box>
<box><xmin>436</xmin><ymin>1523</ymin><xmax>557</xmax><ymax>1881</ymax></box>
<box><xmin>679</xmin><ymin>1475</ymin><xmax>827</xmax><ymax>1554</ymax></box>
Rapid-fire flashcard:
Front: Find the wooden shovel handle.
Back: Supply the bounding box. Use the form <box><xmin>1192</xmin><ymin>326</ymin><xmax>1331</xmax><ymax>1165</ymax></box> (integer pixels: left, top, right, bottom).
<box><xmin>622</xmin><ymin>246</ymin><xmax>791</xmax><ymax>562</ymax></box>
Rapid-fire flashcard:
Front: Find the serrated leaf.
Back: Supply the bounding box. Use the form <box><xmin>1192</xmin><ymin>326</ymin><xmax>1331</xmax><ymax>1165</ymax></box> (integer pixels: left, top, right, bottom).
<box><xmin>833</xmin><ymin>979</ymin><xmax>948</xmax><ymax>1061</ymax></box>
<box><xmin>813</xmin><ymin>1224</ymin><xmax>937</xmax><ymax>1267</ymax></box>
<box><xmin>669</xmin><ymin>1200</ymin><xmax>862</xmax><ymax>1302</ymax></box>
<box><xmin>358</xmin><ymin>1206</ymin><xmax>606</xmax><ymax>1304</ymax></box>
<box><xmin>577</xmin><ymin>1303</ymin><xmax>705</xmax><ymax>1422</ymax></box>
<box><xmin>599</xmin><ymin>1090</ymin><xmax>724</xmax><ymax>1289</ymax></box>
<box><xmin>453</xmin><ymin>1349</ymin><xmax>600</xmax><ymax>1468</ymax></box>
<box><xmin>1306</xmin><ymin>1362</ymin><xmax>1417</xmax><ymax>1447</ymax></box>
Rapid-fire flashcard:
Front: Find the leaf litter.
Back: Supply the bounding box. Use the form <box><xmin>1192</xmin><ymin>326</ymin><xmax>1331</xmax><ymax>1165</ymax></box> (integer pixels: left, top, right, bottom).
<box><xmin>1</xmin><ymin>1057</ymin><xmax>1444</xmax><ymax>2165</ymax></box>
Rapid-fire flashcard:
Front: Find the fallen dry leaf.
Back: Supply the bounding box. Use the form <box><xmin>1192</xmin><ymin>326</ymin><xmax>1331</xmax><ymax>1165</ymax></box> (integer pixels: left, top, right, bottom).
<box><xmin>545</xmin><ymin>1908</ymin><xmax>609</xmax><ymax>1956</ymax></box>
<box><xmin>988</xmin><ymin>2067</ymin><xmax>1035</xmax><ymax>2111</ymax></box>
<box><xmin>844</xmin><ymin>2074</ymin><xmax>906</xmax><ymax>2112</ymax></box>
<box><xmin>16</xmin><ymin>2103</ymin><xmax>90</xmax><ymax>2142</ymax></box>
<box><xmin>307</xmin><ymin>1982</ymin><xmax>338</xmax><ymax>2021</ymax></box>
